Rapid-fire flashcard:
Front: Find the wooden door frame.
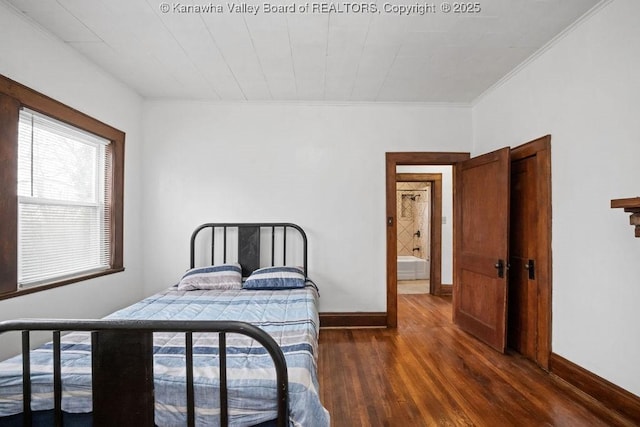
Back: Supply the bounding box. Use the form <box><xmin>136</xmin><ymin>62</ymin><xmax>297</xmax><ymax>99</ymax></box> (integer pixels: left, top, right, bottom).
<box><xmin>395</xmin><ymin>173</ymin><xmax>444</xmax><ymax>296</ymax></box>
<box><xmin>386</xmin><ymin>152</ymin><xmax>470</xmax><ymax>328</ymax></box>
<box><xmin>510</xmin><ymin>135</ymin><xmax>552</xmax><ymax>369</ymax></box>
<box><xmin>385</xmin><ymin>140</ymin><xmax>551</xmax><ymax>367</ymax></box>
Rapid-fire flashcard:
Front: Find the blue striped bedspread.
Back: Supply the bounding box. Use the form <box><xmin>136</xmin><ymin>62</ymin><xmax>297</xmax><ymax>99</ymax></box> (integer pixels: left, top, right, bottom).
<box><xmin>0</xmin><ymin>284</ymin><xmax>330</xmax><ymax>427</ymax></box>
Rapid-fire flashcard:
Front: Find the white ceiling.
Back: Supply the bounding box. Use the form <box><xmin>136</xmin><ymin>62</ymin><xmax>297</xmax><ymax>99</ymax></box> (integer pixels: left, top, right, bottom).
<box><xmin>4</xmin><ymin>0</ymin><xmax>601</xmax><ymax>102</ymax></box>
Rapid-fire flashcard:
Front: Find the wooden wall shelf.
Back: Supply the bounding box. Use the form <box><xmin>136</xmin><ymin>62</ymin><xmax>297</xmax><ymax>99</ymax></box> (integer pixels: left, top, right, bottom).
<box><xmin>611</xmin><ymin>197</ymin><xmax>640</xmax><ymax>237</ymax></box>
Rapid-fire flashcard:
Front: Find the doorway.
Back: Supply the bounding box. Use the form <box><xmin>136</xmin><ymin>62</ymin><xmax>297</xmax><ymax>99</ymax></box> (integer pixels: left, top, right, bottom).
<box><xmin>396</xmin><ymin>180</ymin><xmax>431</xmax><ymax>295</ymax></box>
<box><xmin>385</xmin><ymin>137</ymin><xmax>552</xmax><ymax>369</ymax></box>
<box><xmin>385</xmin><ymin>152</ymin><xmax>470</xmax><ymax>328</ymax></box>
<box><xmin>395</xmin><ymin>170</ymin><xmax>451</xmax><ymax>297</ymax></box>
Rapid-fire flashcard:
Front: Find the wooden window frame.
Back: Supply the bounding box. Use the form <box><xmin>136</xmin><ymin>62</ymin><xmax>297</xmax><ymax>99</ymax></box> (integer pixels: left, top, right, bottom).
<box><xmin>0</xmin><ymin>75</ymin><xmax>125</xmax><ymax>300</ymax></box>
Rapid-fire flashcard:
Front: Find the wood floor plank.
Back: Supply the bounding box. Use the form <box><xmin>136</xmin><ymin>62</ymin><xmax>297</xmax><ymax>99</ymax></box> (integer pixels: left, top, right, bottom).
<box><xmin>318</xmin><ymin>294</ymin><xmax>638</xmax><ymax>426</ymax></box>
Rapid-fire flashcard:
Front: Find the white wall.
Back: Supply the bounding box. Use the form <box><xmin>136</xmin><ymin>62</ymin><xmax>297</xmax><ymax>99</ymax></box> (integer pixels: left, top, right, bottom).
<box><xmin>142</xmin><ymin>101</ymin><xmax>471</xmax><ymax>312</ymax></box>
<box><xmin>396</xmin><ymin>166</ymin><xmax>453</xmax><ymax>284</ymax></box>
<box><xmin>0</xmin><ymin>3</ymin><xmax>144</xmax><ymax>359</ymax></box>
<box><xmin>473</xmin><ymin>0</ymin><xmax>640</xmax><ymax>396</ymax></box>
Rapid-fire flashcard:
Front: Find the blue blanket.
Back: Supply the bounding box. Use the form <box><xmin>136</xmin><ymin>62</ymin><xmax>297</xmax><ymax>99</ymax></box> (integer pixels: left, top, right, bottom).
<box><xmin>0</xmin><ymin>285</ymin><xmax>330</xmax><ymax>427</ymax></box>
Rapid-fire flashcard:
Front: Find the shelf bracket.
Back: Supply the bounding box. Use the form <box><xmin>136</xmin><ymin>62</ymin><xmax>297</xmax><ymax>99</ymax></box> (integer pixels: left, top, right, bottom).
<box><xmin>611</xmin><ymin>197</ymin><xmax>640</xmax><ymax>238</ymax></box>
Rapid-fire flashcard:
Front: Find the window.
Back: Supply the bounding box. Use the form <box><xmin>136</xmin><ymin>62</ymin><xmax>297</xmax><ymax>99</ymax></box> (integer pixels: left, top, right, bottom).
<box><xmin>18</xmin><ymin>109</ymin><xmax>111</xmax><ymax>287</ymax></box>
<box><xmin>0</xmin><ymin>75</ymin><xmax>124</xmax><ymax>298</ymax></box>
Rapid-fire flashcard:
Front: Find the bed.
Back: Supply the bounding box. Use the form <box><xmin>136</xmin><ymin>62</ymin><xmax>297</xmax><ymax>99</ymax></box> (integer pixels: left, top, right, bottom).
<box><xmin>0</xmin><ymin>222</ymin><xmax>330</xmax><ymax>427</ymax></box>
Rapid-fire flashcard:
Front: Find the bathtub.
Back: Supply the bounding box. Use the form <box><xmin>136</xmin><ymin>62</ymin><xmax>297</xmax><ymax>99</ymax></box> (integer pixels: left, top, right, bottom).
<box><xmin>397</xmin><ymin>255</ymin><xmax>429</xmax><ymax>281</ymax></box>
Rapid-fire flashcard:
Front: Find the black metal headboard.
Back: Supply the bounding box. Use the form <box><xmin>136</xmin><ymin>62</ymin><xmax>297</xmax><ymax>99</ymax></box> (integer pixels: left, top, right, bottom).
<box><xmin>190</xmin><ymin>223</ymin><xmax>308</xmax><ymax>278</ymax></box>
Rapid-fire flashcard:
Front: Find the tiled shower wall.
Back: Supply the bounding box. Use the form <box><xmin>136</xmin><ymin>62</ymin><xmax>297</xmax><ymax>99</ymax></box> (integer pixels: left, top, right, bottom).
<box><xmin>396</xmin><ymin>182</ymin><xmax>430</xmax><ymax>260</ymax></box>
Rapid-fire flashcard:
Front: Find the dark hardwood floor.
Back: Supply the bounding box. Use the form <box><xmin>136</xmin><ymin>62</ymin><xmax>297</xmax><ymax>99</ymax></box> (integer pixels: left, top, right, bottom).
<box><xmin>318</xmin><ymin>294</ymin><xmax>637</xmax><ymax>426</ymax></box>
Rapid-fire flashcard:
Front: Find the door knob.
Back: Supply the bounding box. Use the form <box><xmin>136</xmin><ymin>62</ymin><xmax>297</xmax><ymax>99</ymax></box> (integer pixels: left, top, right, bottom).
<box><xmin>494</xmin><ymin>259</ymin><xmax>505</xmax><ymax>278</ymax></box>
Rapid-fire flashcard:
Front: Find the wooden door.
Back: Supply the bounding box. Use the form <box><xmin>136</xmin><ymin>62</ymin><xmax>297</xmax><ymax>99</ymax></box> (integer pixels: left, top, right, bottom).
<box><xmin>508</xmin><ymin>157</ymin><xmax>538</xmax><ymax>359</ymax></box>
<box><xmin>508</xmin><ymin>135</ymin><xmax>552</xmax><ymax>369</ymax></box>
<box><xmin>454</xmin><ymin>147</ymin><xmax>510</xmax><ymax>352</ymax></box>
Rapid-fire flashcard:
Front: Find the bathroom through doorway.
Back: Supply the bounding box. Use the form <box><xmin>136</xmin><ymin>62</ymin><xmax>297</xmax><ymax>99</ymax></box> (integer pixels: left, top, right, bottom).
<box><xmin>396</xmin><ymin>180</ymin><xmax>431</xmax><ymax>295</ymax></box>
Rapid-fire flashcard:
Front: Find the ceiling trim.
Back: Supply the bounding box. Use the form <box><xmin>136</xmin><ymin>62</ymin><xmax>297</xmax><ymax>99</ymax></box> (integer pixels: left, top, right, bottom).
<box><xmin>142</xmin><ymin>98</ymin><xmax>472</xmax><ymax>108</ymax></box>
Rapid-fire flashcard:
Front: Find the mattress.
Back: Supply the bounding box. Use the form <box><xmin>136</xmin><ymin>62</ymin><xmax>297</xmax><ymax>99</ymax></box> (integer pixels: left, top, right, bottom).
<box><xmin>0</xmin><ymin>284</ymin><xmax>330</xmax><ymax>427</ymax></box>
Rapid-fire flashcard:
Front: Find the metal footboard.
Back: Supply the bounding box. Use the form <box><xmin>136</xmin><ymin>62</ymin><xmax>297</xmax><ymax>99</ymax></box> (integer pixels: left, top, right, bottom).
<box><xmin>0</xmin><ymin>319</ymin><xmax>289</xmax><ymax>427</ymax></box>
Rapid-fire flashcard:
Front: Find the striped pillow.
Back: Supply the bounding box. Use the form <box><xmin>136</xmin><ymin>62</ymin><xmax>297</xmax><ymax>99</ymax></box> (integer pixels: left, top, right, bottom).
<box><xmin>178</xmin><ymin>263</ymin><xmax>242</xmax><ymax>290</ymax></box>
<box><xmin>243</xmin><ymin>266</ymin><xmax>305</xmax><ymax>290</ymax></box>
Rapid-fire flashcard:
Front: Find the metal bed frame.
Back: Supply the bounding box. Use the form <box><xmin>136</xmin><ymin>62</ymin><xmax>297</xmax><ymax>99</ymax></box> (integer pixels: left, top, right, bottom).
<box><xmin>0</xmin><ymin>319</ymin><xmax>288</xmax><ymax>427</ymax></box>
<box><xmin>190</xmin><ymin>222</ymin><xmax>308</xmax><ymax>277</ymax></box>
<box><xmin>0</xmin><ymin>222</ymin><xmax>311</xmax><ymax>427</ymax></box>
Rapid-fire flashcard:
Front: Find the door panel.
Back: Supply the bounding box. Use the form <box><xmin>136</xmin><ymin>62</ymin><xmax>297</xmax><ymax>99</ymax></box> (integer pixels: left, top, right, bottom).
<box><xmin>454</xmin><ymin>147</ymin><xmax>510</xmax><ymax>352</ymax></box>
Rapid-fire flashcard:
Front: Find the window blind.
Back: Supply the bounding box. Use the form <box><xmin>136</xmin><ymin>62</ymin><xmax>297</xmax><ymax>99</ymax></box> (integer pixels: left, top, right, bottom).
<box><xmin>17</xmin><ymin>108</ymin><xmax>111</xmax><ymax>287</ymax></box>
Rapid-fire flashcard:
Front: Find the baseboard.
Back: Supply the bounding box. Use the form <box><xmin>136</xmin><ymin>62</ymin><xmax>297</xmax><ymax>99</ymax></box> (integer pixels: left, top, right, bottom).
<box><xmin>438</xmin><ymin>284</ymin><xmax>452</xmax><ymax>296</ymax></box>
<box><xmin>549</xmin><ymin>353</ymin><xmax>640</xmax><ymax>421</ymax></box>
<box><xmin>319</xmin><ymin>312</ymin><xmax>387</xmax><ymax>328</ymax></box>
